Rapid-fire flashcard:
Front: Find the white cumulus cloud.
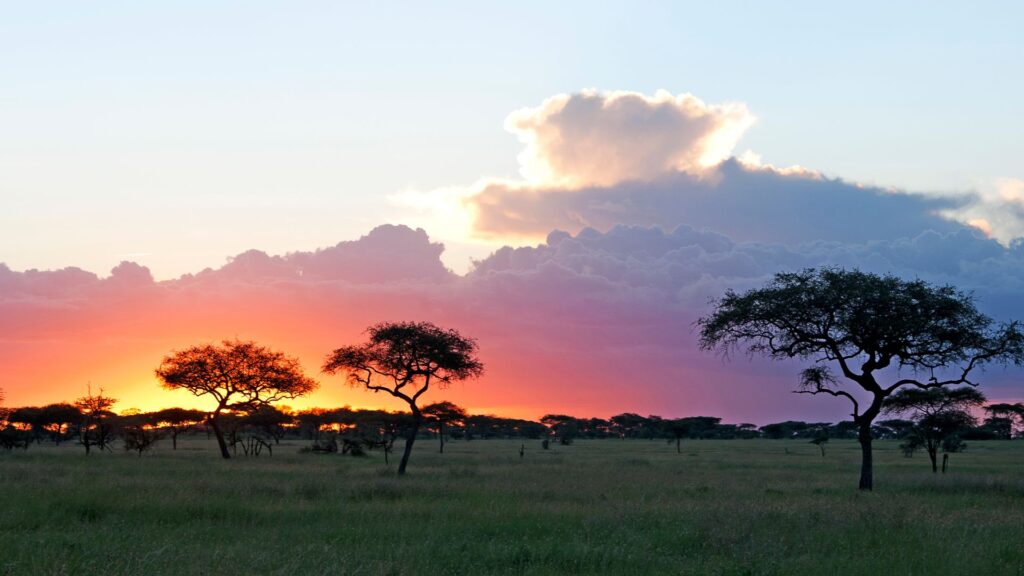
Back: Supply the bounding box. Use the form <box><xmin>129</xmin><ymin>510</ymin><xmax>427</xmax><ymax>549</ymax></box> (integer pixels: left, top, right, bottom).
<box><xmin>506</xmin><ymin>89</ymin><xmax>755</xmax><ymax>188</ymax></box>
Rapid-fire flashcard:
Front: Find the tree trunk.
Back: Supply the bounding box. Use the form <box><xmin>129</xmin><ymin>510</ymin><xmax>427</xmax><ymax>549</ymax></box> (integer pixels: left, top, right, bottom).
<box><xmin>928</xmin><ymin>447</ymin><xmax>938</xmax><ymax>473</ymax></box>
<box><xmin>942</xmin><ymin>453</ymin><xmax>949</xmax><ymax>473</ymax></box>
<box><xmin>676</xmin><ymin>437</ymin><xmax>681</xmax><ymax>453</ymax></box>
<box><xmin>858</xmin><ymin>423</ymin><xmax>873</xmax><ymax>491</ymax></box>
<box><xmin>398</xmin><ymin>416</ymin><xmax>420</xmax><ymax>475</ymax></box>
<box><xmin>210</xmin><ymin>415</ymin><xmax>231</xmax><ymax>460</ymax></box>
<box><xmin>172</xmin><ymin>430</ymin><xmax>178</xmax><ymax>450</ymax></box>
<box><xmin>439</xmin><ymin>422</ymin><xmax>445</xmax><ymax>454</ymax></box>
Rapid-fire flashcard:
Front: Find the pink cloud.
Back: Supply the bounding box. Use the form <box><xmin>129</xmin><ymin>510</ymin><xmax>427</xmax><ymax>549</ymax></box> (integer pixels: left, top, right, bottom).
<box><xmin>2</xmin><ymin>224</ymin><xmax>1022</xmax><ymax>423</ymax></box>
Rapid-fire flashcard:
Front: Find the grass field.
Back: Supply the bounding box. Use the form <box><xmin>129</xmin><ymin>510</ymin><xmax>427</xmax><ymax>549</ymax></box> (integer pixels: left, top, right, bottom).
<box><xmin>1</xmin><ymin>437</ymin><xmax>1023</xmax><ymax>575</ymax></box>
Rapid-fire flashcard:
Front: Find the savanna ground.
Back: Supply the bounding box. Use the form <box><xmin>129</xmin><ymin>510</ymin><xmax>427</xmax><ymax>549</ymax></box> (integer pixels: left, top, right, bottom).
<box><xmin>1</xmin><ymin>438</ymin><xmax>1023</xmax><ymax>575</ymax></box>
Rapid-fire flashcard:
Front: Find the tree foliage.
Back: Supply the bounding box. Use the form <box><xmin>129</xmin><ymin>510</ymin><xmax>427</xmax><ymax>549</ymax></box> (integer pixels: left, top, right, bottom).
<box><xmin>698</xmin><ymin>268</ymin><xmax>1024</xmax><ymax>489</ymax></box>
<box><xmin>884</xmin><ymin>386</ymin><xmax>985</xmax><ymax>472</ymax></box>
<box><xmin>323</xmin><ymin>321</ymin><xmax>483</xmax><ymax>474</ymax></box>
<box><xmin>156</xmin><ymin>339</ymin><xmax>317</xmax><ymax>459</ymax></box>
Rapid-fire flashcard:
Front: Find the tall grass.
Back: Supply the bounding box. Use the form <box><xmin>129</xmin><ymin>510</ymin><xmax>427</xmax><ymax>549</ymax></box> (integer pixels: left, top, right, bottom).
<box><xmin>1</xmin><ymin>438</ymin><xmax>1022</xmax><ymax>575</ymax></box>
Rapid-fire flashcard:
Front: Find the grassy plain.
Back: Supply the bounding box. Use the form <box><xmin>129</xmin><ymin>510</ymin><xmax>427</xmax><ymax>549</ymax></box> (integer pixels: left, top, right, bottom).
<box><xmin>1</xmin><ymin>437</ymin><xmax>1023</xmax><ymax>575</ymax></box>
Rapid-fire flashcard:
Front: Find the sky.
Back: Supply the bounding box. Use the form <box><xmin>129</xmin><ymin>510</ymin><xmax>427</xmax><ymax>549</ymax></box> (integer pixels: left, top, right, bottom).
<box><xmin>3</xmin><ymin>2</ymin><xmax>1024</xmax><ymax>422</ymax></box>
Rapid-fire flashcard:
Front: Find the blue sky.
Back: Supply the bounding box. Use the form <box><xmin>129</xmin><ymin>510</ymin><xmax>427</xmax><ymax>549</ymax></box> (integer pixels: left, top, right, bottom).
<box><xmin>2</xmin><ymin>1</ymin><xmax>1022</xmax><ymax>277</ymax></box>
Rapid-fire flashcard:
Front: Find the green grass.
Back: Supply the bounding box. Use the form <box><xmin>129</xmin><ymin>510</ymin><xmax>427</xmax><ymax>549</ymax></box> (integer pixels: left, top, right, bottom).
<box><xmin>2</xmin><ymin>437</ymin><xmax>1023</xmax><ymax>575</ymax></box>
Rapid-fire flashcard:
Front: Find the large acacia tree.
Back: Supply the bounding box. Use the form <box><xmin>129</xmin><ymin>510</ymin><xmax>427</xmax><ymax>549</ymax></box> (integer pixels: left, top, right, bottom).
<box><xmin>156</xmin><ymin>339</ymin><xmax>318</xmax><ymax>459</ymax></box>
<box><xmin>698</xmin><ymin>268</ymin><xmax>1023</xmax><ymax>490</ymax></box>
<box><xmin>323</xmin><ymin>321</ymin><xmax>483</xmax><ymax>475</ymax></box>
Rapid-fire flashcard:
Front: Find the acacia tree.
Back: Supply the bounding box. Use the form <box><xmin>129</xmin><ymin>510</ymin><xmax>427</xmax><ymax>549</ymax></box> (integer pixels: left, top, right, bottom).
<box><xmin>699</xmin><ymin>268</ymin><xmax>1024</xmax><ymax>490</ymax></box>
<box><xmin>121</xmin><ymin>411</ymin><xmax>162</xmax><ymax>457</ymax></box>
<box><xmin>155</xmin><ymin>340</ymin><xmax>318</xmax><ymax>459</ymax></box>
<box><xmin>323</xmin><ymin>321</ymin><xmax>483</xmax><ymax>475</ymax></box>
<box><xmin>74</xmin><ymin>387</ymin><xmax>118</xmax><ymax>455</ymax></box>
<box><xmin>983</xmin><ymin>402</ymin><xmax>1024</xmax><ymax>439</ymax></box>
<box><xmin>883</xmin><ymin>387</ymin><xmax>985</xmax><ymax>473</ymax></box>
<box><xmin>421</xmin><ymin>401</ymin><xmax>467</xmax><ymax>454</ymax></box>
<box><xmin>151</xmin><ymin>407</ymin><xmax>208</xmax><ymax>450</ymax></box>
<box><xmin>39</xmin><ymin>403</ymin><xmax>81</xmax><ymax>445</ymax></box>
<box><xmin>665</xmin><ymin>419</ymin><xmax>691</xmax><ymax>453</ymax></box>
<box><xmin>540</xmin><ymin>414</ymin><xmax>580</xmax><ymax>445</ymax></box>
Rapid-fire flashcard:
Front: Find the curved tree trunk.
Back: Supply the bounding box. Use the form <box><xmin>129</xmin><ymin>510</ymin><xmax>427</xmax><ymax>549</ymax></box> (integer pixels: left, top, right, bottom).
<box><xmin>858</xmin><ymin>423</ymin><xmax>873</xmax><ymax>491</ymax></box>
<box><xmin>398</xmin><ymin>414</ymin><xmax>421</xmax><ymax>475</ymax></box>
<box><xmin>210</xmin><ymin>415</ymin><xmax>231</xmax><ymax>460</ymax></box>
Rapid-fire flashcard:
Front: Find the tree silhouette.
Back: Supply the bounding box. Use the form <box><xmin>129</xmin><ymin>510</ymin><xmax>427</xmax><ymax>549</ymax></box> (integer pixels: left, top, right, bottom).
<box><xmin>883</xmin><ymin>387</ymin><xmax>985</xmax><ymax>473</ymax></box>
<box><xmin>151</xmin><ymin>407</ymin><xmax>207</xmax><ymax>450</ymax></box>
<box><xmin>74</xmin><ymin>387</ymin><xmax>117</xmax><ymax>455</ymax></box>
<box><xmin>983</xmin><ymin>402</ymin><xmax>1024</xmax><ymax>439</ymax></box>
<box><xmin>665</xmin><ymin>419</ymin><xmax>691</xmax><ymax>453</ymax></box>
<box><xmin>39</xmin><ymin>403</ymin><xmax>82</xmax><ymax>445</ymax></box>
<box><xmin>243</xmin><ymin>405</ymin><xmax>294</xmax><ymax>445</ymax></box>
<box><xmin>156</xmin><ymin>340</ymin><xmax>318</xmax><ymax>459</ymax></box>
<box><xmin>540</xmin><ymin>414</ymin><xmax>580</xmax><ymax>445</ymax></box>
<box><xmin>323</xmin><ymin>321</ymin><xmax>483</xmax><ymax>474</ymax></box>
<box><xmin>421</xmin><ymin>401</ymin><xmax>467</xmax><ymax>453</ymax></box>
<box><xmin>121</xmin><ymin>411</ymin><xmax>162</xmax><ymax>456</ymax></box>
<box><xmin>810</xmin><ymin>436</ymin><xmax>828</xmax><ymax>457</ymax></box>
<box><xmin>699</xmin><ymin>268</ymin><xmax>1024</xmax><ymax>490</ymax></box>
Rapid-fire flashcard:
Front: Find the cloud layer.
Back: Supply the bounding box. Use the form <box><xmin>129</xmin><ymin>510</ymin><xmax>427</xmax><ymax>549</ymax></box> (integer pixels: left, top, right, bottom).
<box><xmin>467</xmin><ymin>159</ymin><xmax>964</xmax><ymax>244</ymax></box>
<box><xmin>3</xmin><ymin>223</ymin><xmax>1023</xmax><ymax>422</ymax></box>
<box><xmin>398</xmin><ymin>90</ymin><xmax>985</xmax><ymax>250</ymax></box>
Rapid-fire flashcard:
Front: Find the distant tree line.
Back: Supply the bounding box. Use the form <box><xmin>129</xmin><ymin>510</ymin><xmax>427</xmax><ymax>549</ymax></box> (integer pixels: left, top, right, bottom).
<box><xmin>3</xmin><ymin>393</ymin><xmax>1020</xmax><ymax>463</ymax></box>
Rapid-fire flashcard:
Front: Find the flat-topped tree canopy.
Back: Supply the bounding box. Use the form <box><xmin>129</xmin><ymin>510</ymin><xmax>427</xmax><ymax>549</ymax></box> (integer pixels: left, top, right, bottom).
<box><xmin>156</xmin><ymin>339</ymin><xmax>318</xmax><ymax>412</ymax></box>
<box><xmin>323</xmin><ymin>321</ymin><xmax>483</xmax><ymax>474</ymax></box>
<box><xmin>698</xmin><ymin>267</ymin><xmax>1024</xmax><ymax>490</ymax></box>
<box><xmin>155</xmin><ymin>339</ymin><xmax>318</xmax><ymax>459</ymax></box>
<box><xmin>699</xmin><ymin>268</ymin><xmax>1023</xmax><ymax>394</ymax></box>
<box><xmin>323</xmin><ymin>321</ymin><xmax>484</xmax><ymax>406</ymax></box>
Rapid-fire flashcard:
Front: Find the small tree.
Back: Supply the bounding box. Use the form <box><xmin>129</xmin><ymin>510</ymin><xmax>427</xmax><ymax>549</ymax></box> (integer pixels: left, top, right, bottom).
<box><xmin>8</xmin><ymin>407</ymin><xmax>45</xmax><ymax>443</ymax></box>
<box><xmin>699</xmin><ymin>268</ymin><xmax>1024</xmax><ymax>490</ymax></box>
<box><xmin>156</xmin><ymin>340</ymin><xmax>318</xmax><ymax>459</ymax></box>
<box><xmin>421</xmin><ymin>401</ymin><xmax>467</xmax><ymax>454</ymax></box>
<box><xmin>810</xmin><ymin>436</ymin><xmax>828</xmax><ymax>457</ymax></box>
<box><xmin>351</xmin><ymin>410</ymin><xmax>413</xmax><ymax>464</ymax></box>
<box><xmin>323</xmin><ymin>322</ymin><xmax>483</xmax><ymax>475</ymax></box>
<box><xmin>665</xmin><ymin>419</ymin><xmax>691</xmax><ymax>453</ymax></box>
<box><xmin>151</xmin><ymin>407</ymin><xmax>207</xmax><ymax>450</ymax></box>
<box><xmin>74</xmin><ymin>387</ymin><xmax>118</xmax><ymax>455</ymax></box>
<box><xmin>122</xmin><ymin>412</ymin><xmax>162</xmax><ymax>457</ymax></box>
<box><xmin>540</xmin><ymin>414</ymin><xmax>580</xmax><ymax>445</ymax></box>
<box><xmin>244</xmin><ymin>405</ymin><xmax>294</xmax><ymax>445</ymax></box>
<box><xmin>883</xmin><ymin>387</ymin><xmax>984</xmax><ymax>473</ymax></box>
<box><xmin>38</xmin><ymin>403</ymin><xmax>82</xmax><ymax>445</ymax></box>
<box><xmin>295</xmin><ymin>409</ymin><xmax>332</xmax><ymax>441</ymax></box>
<box><xmin>983</xmin><ymin>403</ymin><xmax>1024</xmax><ymax>439</ymax></box>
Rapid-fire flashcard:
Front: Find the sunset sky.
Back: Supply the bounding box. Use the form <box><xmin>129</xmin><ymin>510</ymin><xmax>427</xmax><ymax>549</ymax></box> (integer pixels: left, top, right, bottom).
<box><xmin>3</xmin><ymin>2</ymin><xmax>1024</xmax><ymax>422</ymax></box>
